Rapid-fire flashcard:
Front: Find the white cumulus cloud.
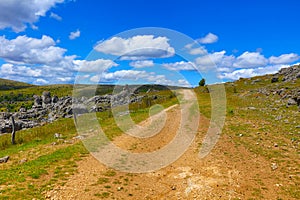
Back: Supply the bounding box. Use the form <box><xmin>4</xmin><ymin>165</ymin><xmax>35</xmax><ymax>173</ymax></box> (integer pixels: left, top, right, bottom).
<box><xmin>34</xmin><ymin>78</ymin><xmax>49</xmax><ymax>85</ymax></box>
<box><xmin>269</xmin><ymin>53</ymin><xmax>300</xmax><ymax>64</ymax></box>
<box><xmin>57</xmin><ymin>77</ymin><xmax>72</xmax><ymax>82</ymax></box>
<box><xmin>89</xmin><ymin>69</ymin><xmax>181</xmax><ymax>86</ymax></box>
<box><xmin>90</xmin><ymin>70</ymin><xmax>149</xmax><ymax>83</ymax></box>
<box><xmin>0</xmin><ymin>63</ymin><xmax>42</xmax><ymax>77</ymax></box>
<box><xmin>233</xmin><ymin>52</ymin><xmax>268</xmax><ymax>68</ymax></box>
<box><xmin>0</xmin><ymin>35</ymin><xmax>72</xmax><ymax>65</ymax></box>
<box><xmin>94</xmin><ymin>35</ymin><xmax>175</xmax><ymax>60</ymax></box>
<box><xmin>189</xmin><ymin>47</ymin><xmax>207</xmax><ymax>55</ymax></box>
<box><xmin>193</xmin><ymin>49</ymin><xmax>299</xmax><ymax>81</ymax></box>
<box><xmin>50</xmin><ymin>12</ymin><xmax>62</xmax><ymax>21</ymax></box>
<box><xmin>162</xmin><ymin>61</ymin><xmax>196</xmax><ymax>71</ymax></box>
<box><xmin>0</xmin><ymin>35</ymin><xmax>80</xmax><ymax>85</ymax></box>
<box><xmin>198</xmin><ymin>33</ymin><xmax>218</xmax><ymax>44</ymax></box>
<box><xmin>69</xmin><ymin>29</ymin><xmax>81</xmax><ymax>40</ymax></box>
<box><xmin>195</xmin><ymin>51</ymin><xmax>235</xmax><ymax>71</ymax></box>
<box><xmin>0</xmin><ymin>0</ymin><xmax>64</xmax><ymax>32</ymax></box>
<box><xmin>129</xmin><ymin>60</ymin><xmax>154</xmax><ymax>68</ymax></box>
<box><xmin>219</xmin><ymin>64</ymin><xmax>289</xmax><ymax>80</ymax></box>
<box><xmin>73</xmin><ymin>59</ymin><xmax>118</xmax><ymax>72</ymax></box>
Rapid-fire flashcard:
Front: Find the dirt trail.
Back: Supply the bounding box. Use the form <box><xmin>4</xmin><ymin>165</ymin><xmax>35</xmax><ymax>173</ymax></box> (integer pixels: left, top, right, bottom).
<box><xmin>45</xmin><ymin>90</ymin><xmax>290</xmax><ymax>200</ymax></box>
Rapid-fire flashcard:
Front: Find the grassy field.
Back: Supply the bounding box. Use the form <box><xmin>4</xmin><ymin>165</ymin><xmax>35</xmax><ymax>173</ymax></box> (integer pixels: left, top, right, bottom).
<box><xmin>194</xmin><ymin>75</ymin><xmax>300</xmax><ymax>199</ymax></box>
<box><xmin>0</xmin><ymin>78</ymin><xmax>182</xmax><ymax>112</ymax></box>
<box><xmin>0</xmin><ymin>78</ymin><xmax>33</xmax><ymax>90</ymax></box>
<box><xmin>0</xmin><ymin>75</ymin><xmax>299</xmax><ymax>199</ymax></box>
<box><xmin>0</xmin><ymin>88</ymin><xmax>179</xmax><ymax>199</ymax></box>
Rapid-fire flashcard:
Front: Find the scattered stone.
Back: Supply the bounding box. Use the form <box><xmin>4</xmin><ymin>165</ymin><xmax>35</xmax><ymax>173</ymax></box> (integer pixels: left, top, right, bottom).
<box><xmin>19</xmin><ymin>107</ymin><xmax>26</xmax><ymax>112</ymax></box>
<box><xmin>251</xmin><ymin>79</ymin><xmax>261</xmax><ymax>84</ymax></box>
<box><xmin>289</xmin><ymin>175</ymin><xmax>294</xmax><ymax>179</ymax></box>
<box><xmin>271</xmin><ymin>163</ymin><xmax>278</xmax><ymax>170</ymax></box>
<box><xmin>117</xmin><ymin>186</ymin><xmax>123</xmax><ymax>191</ymax></box>
<box><xmin>287</xmin><ymin>98</ymin><xmax>297</xmax><ymax>106</ymax></box>
<box><xmin>33</xmin><ymin>95</ymin><xmax>42</xmax><ymax>107</ymax></box>
<box><xmin>296</xmin><ymin>125</ymin><xmax>300</xmax><ymax>128</ymax></box>
<box><xmin>171</xmin><ymin>185</ymin><xmax>176</xmax><ymax>190</ymax></box>
<box><xmin>1</xmin><ymin>90</ymin><xmax>148</xmax><ymax>134</ymax></box>
<box><xmin>73</xmin><ymin>135</ymin><xmax>85</xmax><ymax>140</ymax></box>
<box><xmin>64</xmin><ymin>140</ymin><xmax>73</xmax><ymax>144</ymax></box>
<box><xmin>19</xmin><ymin>158</ymin><xmax>27</xmax><ymax>164</ymax></box>
<box><xmin>238</xmin><ymin>134</ymin><xmax>243</xmax><ymax>137</ymax></box>
<box><xmin>274</xmin><ymin>143</ymin><xmax>278</xmax><ymax>147</ymax></box>
<box><xmin>54</xmin><ymin>133</ymin><xmax>63</xmax><ymax>139</ymax></box>
<box><xmin>275</xmin><ymin>116</ymin><xmax>282</xmax><ymax>120</ymax></box>
<box><xmin>42</xmin><ymin>91</ymin><xmax>52</xmax><ymax>106</ymax></box>
<box><xmin>52</xmin><ymin>95</ymin><xmax>59</xmax><ymax>103</ymax></box>
<box><xmin>278</xmin><ymin>64</ymin><xmax>300</xmax><ymax>82</ymax></box>
<box><xmin>0</xmin><ymin>155</ymin><xmax>9</xmax><ymax>163</ymax></box>
<box><xmin>271</xmin><ymin>77</ymin><xmax>279</xmax><ymax>83</ymax></box>
<box><xmin>257</xmin><ymin>88</ymin><xmax>270</xmax><ymax>95</ymax></box>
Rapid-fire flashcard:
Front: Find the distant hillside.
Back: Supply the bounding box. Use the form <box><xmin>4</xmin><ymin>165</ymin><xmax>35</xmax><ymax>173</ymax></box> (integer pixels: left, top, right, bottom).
<box><xmin>0</xmin><ymin>78</ymin><xmax>33</xmax><ymax>90</ymax></box>
<box><xmin>0</xmin><ymin>79</ymin><xmax>185</xmax><ymax>112</ymax></box>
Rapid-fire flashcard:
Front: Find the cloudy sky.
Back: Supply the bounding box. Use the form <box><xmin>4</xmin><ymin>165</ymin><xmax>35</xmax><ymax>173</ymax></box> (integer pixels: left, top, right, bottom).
<box><xmin>0</xmin><ymin>0</ymin><xmax>299</xmax><ymax>86</ymax></box>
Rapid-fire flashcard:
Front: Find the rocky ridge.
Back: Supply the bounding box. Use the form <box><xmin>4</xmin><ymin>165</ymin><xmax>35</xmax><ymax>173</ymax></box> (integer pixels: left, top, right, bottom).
<box><xmin>271</xmin><ymin>65</ymin><xmax>300</xmax><ymax>109</ymax></box>
<box><xmin>277</xmin><ymin>64</ymin><xmax>300</xmax><ymax>82</ymax></box>
<box><xmin>0</xmin><ymin>87</ymin><xmax>147</xmax><ymax>134</ymax></box>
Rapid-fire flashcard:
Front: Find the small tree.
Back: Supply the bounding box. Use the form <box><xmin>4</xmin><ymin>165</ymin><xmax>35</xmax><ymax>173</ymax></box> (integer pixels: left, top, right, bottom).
<box><xmin>199</xmin><ymin>78</ymin><xmax>205</xmax><ymax>86</ymax></box>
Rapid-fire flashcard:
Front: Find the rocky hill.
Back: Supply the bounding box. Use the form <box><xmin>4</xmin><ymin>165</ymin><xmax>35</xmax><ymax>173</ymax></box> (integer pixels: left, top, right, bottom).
<box><xmin>277</xmin><ymin>64</ymin><xmax>300</xmax><ymax>82</ymax></box>
<box><xmin>0</xmin><ymin>86</ymin><xmax>163</xmax><ymax>134</ymax></box>
<box><xmin>261</xmin><ymin>64</ymin><xmax>300</xmax><ymax>110</ymax></box>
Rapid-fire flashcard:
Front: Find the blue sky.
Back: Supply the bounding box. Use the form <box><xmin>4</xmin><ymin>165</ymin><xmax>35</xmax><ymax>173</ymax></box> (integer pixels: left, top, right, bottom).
<box><xmin>0</xmin><ymin>0</ymin><xmax>299</xmax><ymax>86</ymax></box>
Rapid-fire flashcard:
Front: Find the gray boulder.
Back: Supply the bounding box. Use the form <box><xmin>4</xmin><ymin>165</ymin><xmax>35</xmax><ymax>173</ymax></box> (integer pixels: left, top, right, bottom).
<box><xmin>42</xmin><ymin>91</ymin><xmax>52</xmax><ymax>106</ymax></box>
<box><xmin>52</xmin><ymin>95</ymin><xmax>59</xmax><ymax>104</ymax></box>
<box><xmin>278</xmin><ymin>65</ymin><xmax>300</xmax><ymax>82</ymax></box>
<box><xmin>287</xmin><ymin>98</ymin><xmax>297</xmax><ymax>105</ymax></box>
<box><xmin>0</xmin><ymin>156</ymin><xmax>9</xmax><ymax>163</ymax></box>
<box><xmin>33</xmin><ymin>95</ymin><xmax>42</xmax><ymax>107</ymax></box>
<box><xmin>271</xmin><ymin>77</ymin><xmax>279</xmax><ymax>83</ymax></box>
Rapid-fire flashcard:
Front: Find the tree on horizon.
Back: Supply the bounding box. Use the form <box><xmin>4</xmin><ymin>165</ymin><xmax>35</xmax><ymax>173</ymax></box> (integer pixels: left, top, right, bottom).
<box><xmin>199</xmin><ymin>78</ymin><xmax>205</xmax><ymax>86</ymax></box>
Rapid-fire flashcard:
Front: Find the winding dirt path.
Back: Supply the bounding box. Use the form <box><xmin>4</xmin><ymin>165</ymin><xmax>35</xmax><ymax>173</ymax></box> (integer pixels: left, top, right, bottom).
<box><xmin>45</xmin><ymin>90</ymin><xmax>290</xmax><ymax>200</ymax></box>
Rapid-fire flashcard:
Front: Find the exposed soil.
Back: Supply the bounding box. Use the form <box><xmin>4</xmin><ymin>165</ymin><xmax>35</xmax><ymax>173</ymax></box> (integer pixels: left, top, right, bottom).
<box><xmin>45</xmin><ymin>90</ymin><xmax>294</xmax><ymax>200</ymax></box>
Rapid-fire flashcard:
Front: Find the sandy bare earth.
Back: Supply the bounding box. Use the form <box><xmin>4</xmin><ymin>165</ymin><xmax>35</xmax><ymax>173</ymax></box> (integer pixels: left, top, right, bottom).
<box><xmin>45</xmin><ymin>90</ymin><xmax>289</xmax><ymax>200</ymax></box>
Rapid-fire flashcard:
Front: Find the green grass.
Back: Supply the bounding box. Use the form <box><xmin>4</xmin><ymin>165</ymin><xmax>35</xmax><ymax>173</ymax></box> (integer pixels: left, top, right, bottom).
<box><xmin>0</xmin><ymin>143</ymin><xmax>88</xmax><ymax>199</ymax></box>
<box><xmin>0</xmin><ymin>117</ymin><xmax>76</xmax><ymax>152</ymax></box>
<box><xmin>0</xmin><ymin>86</ymin><xmax>180</xmax><ymax>199</ymax></box>
<box><xmin>0</xmin><ymin>76</ymin><xmax>299</xmax><ymax>199</ymax></box>
<box><xmin>94</xmin><ymin>192</ymin><xmax>110</xmax><ymax>198</ymax></box>
<box><xmin>103</xmin><ymin>169</ymin><xmax>116</xmax><ymax>177</ymax></box>
<box><xmin>97</xmin><ymin>178</ymin><xmax>109</xmax><ymax>184</ymax></box>
<box><xmin>0</xmin><ymin>78</ymin><xmax>33</xmax><ymax>90</ymax></box>
<box><xmin>0</xmin><ymin>82</ymin><xmax>74</xmax><ymax>112</ymax></box>
<box><xmin>0</xmin><ymin>115</ymin><xmax>88</xmax><ymax>199</ymax></box>
<box><xmin>194</xmin><ymin>74</ymin><xmax>300</xmax><ymax>199</ymax></box>
<box><xmin>0</xmin><ymin>83</ymin><xmax>182</xmax><ymax>111</ymax></box>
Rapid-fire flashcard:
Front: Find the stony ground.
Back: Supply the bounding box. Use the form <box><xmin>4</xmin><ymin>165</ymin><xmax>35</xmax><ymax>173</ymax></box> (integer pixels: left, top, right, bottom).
<box><xmin>1</xmin><ymin>70</ymin><xmax>299</xmax><ymax>200</ymax></box>
<box><xmin>44</xmin><ymin>93</ymin><xmax>299</xmax><ymax>199</ymax></box>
